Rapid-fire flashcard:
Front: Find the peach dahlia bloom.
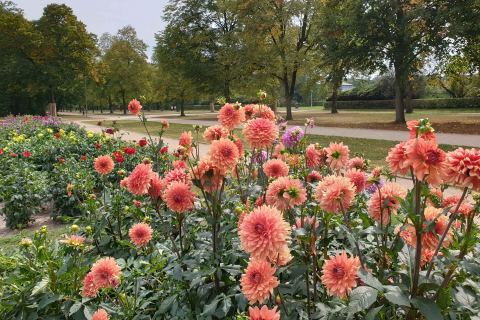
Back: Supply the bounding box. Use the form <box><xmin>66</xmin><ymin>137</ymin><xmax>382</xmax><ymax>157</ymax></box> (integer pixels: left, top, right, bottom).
<box><xmin>243</xmin><ymin>118</ymin><xmax>278</xmax><ymax>149</ymax></box>
<box><xmin>240</xmin><ymin>259</ymin><xmax>279</xmax><ymax>304</ymax></box>
<box><xmin>91</xmin><ymin>257</ymin><xmax>121</xmax><ymax>288</ymax></box>
<box><xmin>443</xmin><ymin>147</ymin><xmax>480</xmax><ymax>191</ymax></box>
<box><xmin>127</xmin><ymin>163</ymin><xmax>154</xmax><ymax>195</ymax></box>
<box><xmin>128</xmin><ymin>99</ymin><xmax>142</xmax><ymax>116</ymax></box>
<box><xmin>265</xmin><ymin>177</ymin><xmax>307</xmax><ymax>211</ymax></box>
<box><xmin>347</xmin><ymin>156</ymin><xmax>367</xmax><ymax>171</ymax></box>
<box><xmin>94</xmin><ymin>155</ymin><xmax>114</xmax><ymax>175</ymax></box>
<box><xmin>325</xmin><ymin>142</ymin><xmax>349</xmax><ymax>170</ymax></box>
<box><xmin>179</xmin><ymin>131</ymin><xmax>193</xmax><ymax>148</ymax></box>
<box><xmin>208</xmin><ymin>138</ymin><xmax>240</xmax><ymax>173</ymax></box>
<box><xmin>316</xmin><ymin>175</ymin><xmax>355</xmax><ymax>213</ymax></box>
<box><xmin>263</xmin><ymin>159</ymin><xmax>289</xmax><ymax>178</ymax></box>
<box><xmin>248</xmin><ymin>305</ymin><xmax>281</xmax><ymax>320</ymax></box>
<box><xmin>346</xmin><ymin>168</ymin><xmax>367</xmax><ymax>193</ymax></box>
<box><xmin>407</xmin><ymin>120</ymin><xmax>436</xmax><ymax>141</ymax></box>
<box><xmin>368</xmin><ymin>182</ymin><xmax>407</xmax><ymax>225</ymax></box>
<box><xmin>218</xmin><ymin>103</ymin><xmax>245</xmax><ymax>130</ymax></box>
<box><xmin>307</xmin><ymin>170</ymin><xmax>323</xmax><ymax>183</ymax></box>
<box><xmin>163</xmin><ymin>181</ymin><xmax>195</xmax><ymax>213</ymax></box>
<box><xmin>305</xmin><ymin>143</ymin><xmax>325</xmax><ymax>168</ymax></box>
<box><xmin>239</xmin><ymin>205</ymin><xmax>291</xmax><ymax>260</ymax></box>
<box><xmin>386</xmin><ymin>141</ymin><xmax>410</xmax><ymax>176</ymax></box>
<box><xmin>128</xmin><ymin>223</ymin><xmax>153</xmax><ymax>247</ymax></box>
<box><xmin>191</xmin><ymin>156</ymin><xmax>224</xmax><ymax>193</ymax></box>
<box><xmin>321</xmin><ymin>251</ymin><xmax>360</xmax><ymax>298</ymax></box>
<box><xmin>81</xmin><ymin>272</ymin><xmax>98</xmax><ymax>297</ymax></box>
<box><xmin>203</xmin><ymin>125</ymin><xmax>229</xmax><ymax>142</ymax></box>
<box><xmin>404</xmin><ymin>138</ymin><xmax>446</xmax><ymax>185</ymax></box>
<box><xmin>92</xmin><ymin>308</ymin><xmax>109</xmax><ymax>320</ymax></box>
<box><xmin>164</xmin><ymin>168</ymin><xmax>192</xmax><ymax>186</ymax></box>
<box><xmin>148</xmin><ymin>174</ymin><xmax>165</xmax><ymax>200</ymax></box>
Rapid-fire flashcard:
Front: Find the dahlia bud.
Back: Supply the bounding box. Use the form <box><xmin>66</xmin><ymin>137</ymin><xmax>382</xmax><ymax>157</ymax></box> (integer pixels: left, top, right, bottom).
<box><xmin>234</xmin><ymin>206</ymin><xmax>243</xmax><ymax>215</ymax></box>
<box><xmin>143</xmin><ymin>158</ymin><xmax>151</xmax><ymax>165</ymax></box>
<box><xmin>124</xmin><ymin>206</ymin><xmax>130</xmax><ymax>212</ymax></box>
<box><xmin>117</xmin><ymin>169</ymin><xmax>126</xmax><ymax>176</ymax></box>
<box><xmin>258</xmin><ymin>90</ymin><xmax>267</xmax><ymax>100</ymax></box>
<box><xmin>275</xmin><ymin>294</ymin><xmax>281</xmax><ymax>305</ymax></box>
<box><xmin>143</xmin><ymin>216</ymin><xmax>152</xmax><ymax>224</ymax></box>
<box><xmin>85</xmin><ymin>226</ymin><xmax>93</xmax><ymax>235</ymax></box>
<box><xmin>19</xmin><ymin>237</ymin><xmax>33</xmax><ymax>248</ymax></box>
<box><xmin>40</xmin><ymin>225</ymin><xmax>48</xmax><ymax>234</ymax></box>
<box><xmin>70</xmin><ymin>224</ymin><xmax>80</xmax><ymax>233</ymax></box>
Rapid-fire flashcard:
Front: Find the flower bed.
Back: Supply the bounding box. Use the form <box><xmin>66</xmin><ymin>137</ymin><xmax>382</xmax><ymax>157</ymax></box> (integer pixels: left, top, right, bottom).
<box><xmin>0</xmin><ymin>104</ymin><xmax>480</xmax><ymax>320</ymax></box>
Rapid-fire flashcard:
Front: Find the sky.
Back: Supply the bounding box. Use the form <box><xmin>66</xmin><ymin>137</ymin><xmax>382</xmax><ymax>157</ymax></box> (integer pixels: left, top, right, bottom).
<box><xmin>13</xmin><ymin>0</ymin><xmax>169</xmax><ymax>59</ymax></box>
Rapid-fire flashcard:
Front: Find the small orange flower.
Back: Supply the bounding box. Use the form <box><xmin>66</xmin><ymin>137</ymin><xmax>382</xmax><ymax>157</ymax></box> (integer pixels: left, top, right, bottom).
<box><xmin>321</xmin><ymin>251</ymin><xmax>360</xmax><ymax>298</ymax></box>
<box><xmin>94</xmin><ymin>155</ymin><xmax>114</xmax><ymax>175</ymax></box>
<box><xmin>240</xmin><ymin>259</ymin><xmax>279</xmax><ymax>304</ymax></box>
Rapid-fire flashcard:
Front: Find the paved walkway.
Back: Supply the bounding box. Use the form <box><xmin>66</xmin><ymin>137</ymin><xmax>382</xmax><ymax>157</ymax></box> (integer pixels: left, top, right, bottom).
<box><xmin>65</xmin><ymin>113</ymin><xmax>480</xmax><ymax>147</ymax></box>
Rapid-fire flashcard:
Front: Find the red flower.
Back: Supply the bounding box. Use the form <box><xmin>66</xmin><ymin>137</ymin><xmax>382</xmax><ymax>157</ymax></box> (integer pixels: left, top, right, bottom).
<box><xmin>22</xmin><ymin>151</ymin><xmax>31</xmax><ymax>158</ymax></box>
<box><xmin>80</xmin><ymin>155</ymin><xmax>87</xmax><ymax>161</ymax></box>
<box><xmin>95</xmin><ymin>143</ymin><xmax>101</xmax><ymax>150</ymax></box>
<box><xmin>123</xmin><ymin>147</ymin><xmax>136</xmax><ymax>155</ymax></box>
<box><xmin>138</xmin><ymin>138</ymin><xmax>148</xmax><ymax>147</ymax></box>
<box><xmin>10</xmin><ymin>153</ymin><xmax>17</xmax><ymax>157</ymax></box>
<box><xmin>113</xmin><ymin>151</ymin><xmax>124</xmax><ymax>163</ymax></box>
<box><xmin>54</xmin><ymin>133</ymin><xmax>61</xmax><ymax>139</ymax></box>
<box><xmin>0</xmin><ymin>148</ymin><xmax>3</xmax><ymax>155</ymax></box>
<box><xmin>160</xmin><ymin>146</ymin><xmax>168</xmax><ymax>154</ymax></box>
<box><xmin>105</xmin><ymin>128</ymin><xmax>115</xmax><ymax>135</ymax></box>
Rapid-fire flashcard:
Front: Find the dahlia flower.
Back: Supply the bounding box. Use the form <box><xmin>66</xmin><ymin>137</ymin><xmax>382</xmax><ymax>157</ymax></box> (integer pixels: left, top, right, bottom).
<box><xmin>263</xmin><ymin>159</ymin><xmax>289</xmax><ymax>178</ymax></box>
<box><xmin>386</xmin><ymin>141</ymin><xmax>410</xmax><ymax>176</ymax></box>
<box><xmin>203</xmin><ymin>125</ymin><xmax>229</xmax><ymax>142</ymax></box>
<box><xmin>148</xmin><ymin>174</ymin><xmax>165</xmax><ymax>200</ymax></box>
<box><xmin>129</xmin><ymin>223</ymin><xmax>153</xmax><ymax>247</ymax></box>
<box><xmin>443</xmin><ymin>147</ymin><xmax>480</xmax><ymax>191</ymax></box>
<box><xmin>282</xmin><ymin>126</ymin><xmax>304</xmax><ymax>148</ymax></box>
<box><xmin>239</xmin><ymin>205</ymin><xmax>291</xmax><ymax>260</ymax></box>
<box><xmin>81</xmin><ymin>272</ymin><xmax>98</xmax><ymax>297</ymax></box>
<box><xmin>325</xmin><ymin>142</ymin><xmax>349</xmax><ymax>170</ymax></box>
<box><xmin>94</xmin><ymin>155</ymin><xmax>114</xmax><ymax>175</ymax></box>
<box><xmin>191</xmin><ymin>156</ymin><xmax>224</xmax><ymax>193</ymax></box>
<box><xmin>305</xmin><ymin>143</ymin><xmax>325</xmax><ymax>168</ymax></box>
<box><xmin>164</xmin><ymin>168</ymin><xmax>192</xmax><ymax>186</ymax></box>
<box><xmin>91</xmin><ymin>257</ymin><xmax>121</xmax><ymax>288</ymax></box>
<box><xmin>248</xmin><ymin>306</ymin><xmax>280</xmax><ymax>320</ymax></box>
<box><xmin>208</xmin><ymin>138</ymin><xmax>240</xmax><ymax>173</ymax></box>
<box><xmin>128</xmin><ymin>99</ymin><xmax>142</xmax><ymax>116</ymax></box>
<box><xmin>316</xmin><ymin>175</ymin><xmax>355</xmax><ymax>213</ymax></box>
<box><xmin>306</xmin><ymin>170</ymin><xmax>323</xmax><ymax>183</ymax></box>
<box><xmin>163</xmin><ymin>181</ymin><xmax>195</xmax><ymax>213</ymax></box>
<box><xmin>266</xmin><ymin>177</ymin><xmax>307</xmax><ymax>211</ymax></box>
<box><xmin>218</xmin><ymin>103</ymin><xmax>245</xmax><ymax>130</ymax></box>
<box><xmin>127</xmin><ymin>163</ymin><xmax>154</xmax><ymax>195</ymax></box>
<box><xmin>243</xmin><ymin>118</ymin><xmax>278</xmax><ymax>149</ymax></box>
<box><xmin>240</xmin><ymin>259</ymin><xmax>279</xmax><ymax>304</ymax></box>
<box><xmin>92</xmin><ymin>308</ymin><xmax>109</xmax><ymax>320</ymax></box>
<box><xmin>346</xmin><ymin>168</ymin><xmax>367</xmax><ymax>193</ymax></box>
<box><xmin>368</xmin><ymin>182</ymin><xmax>407</xmax><ymax>225</ymax></box>
<box><xmin>404</xmin><ymin>138</ymin><xmax>446</xmax><ymax>185</ymax></box>
<box><xmin>321</xmin><ymin>251</ymin><xmax>360</xmax><ymax>298</ymax></box>
<box><xmin>347</xmin><ymin>156</ymin><xmax>367</xmax><ymax>171</ymax></box>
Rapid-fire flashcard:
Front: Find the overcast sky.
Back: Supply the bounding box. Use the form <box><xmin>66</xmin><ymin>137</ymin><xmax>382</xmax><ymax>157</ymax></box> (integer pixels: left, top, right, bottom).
<box><xmin>13</xmin><ymin>0</ymin><xmax>169</xmax><ymax>59</ymax></box>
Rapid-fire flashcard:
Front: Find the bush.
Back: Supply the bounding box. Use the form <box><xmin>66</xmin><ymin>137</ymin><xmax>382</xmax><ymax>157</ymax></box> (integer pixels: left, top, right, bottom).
<box><xmin>324</xmin><ymin>97</ymin><xmax>480</xmax><ymax>109</ymax></box>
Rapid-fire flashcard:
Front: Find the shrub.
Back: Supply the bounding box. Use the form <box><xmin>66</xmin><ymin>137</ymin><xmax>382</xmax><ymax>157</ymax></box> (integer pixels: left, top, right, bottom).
<box><xmin>324</xmin><ymin>97</ymin><xmax>480</xmax><ymax>109</ymax></box>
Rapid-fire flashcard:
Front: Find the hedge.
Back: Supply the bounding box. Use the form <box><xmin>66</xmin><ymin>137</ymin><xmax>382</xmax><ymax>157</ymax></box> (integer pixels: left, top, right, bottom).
<box><xmin>324</xmin><ymin>97</ymin><xmax>480</xmax><ymax>109</ymax></box>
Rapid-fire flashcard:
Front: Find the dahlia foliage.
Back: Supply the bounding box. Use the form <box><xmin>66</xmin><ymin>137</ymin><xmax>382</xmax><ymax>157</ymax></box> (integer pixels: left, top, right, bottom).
<box><xmin>2</xmin><ymin>104</ymin><xmax>480</xmax><ymax>320</ymax></box>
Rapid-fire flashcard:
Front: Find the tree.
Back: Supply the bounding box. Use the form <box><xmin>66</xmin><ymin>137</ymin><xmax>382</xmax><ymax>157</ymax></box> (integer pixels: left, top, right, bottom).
<box><xmin>36</xmin><ymin>4</ymin><xmax>97</xmax><ymax>114</ymax></box>
<box><xmin>238</xmin><ymin>0</ymin><xmax>317</xmax><ymax>120</ymax></box>
<box><xmin>358</xmin><ymin>0</ymin><xmax>450</xmax><ymax>123</ymax></box>
<box><xmin>101</xmin><ymin>26</ymin><xmax>150</xmax><ymax>114</ymax></box>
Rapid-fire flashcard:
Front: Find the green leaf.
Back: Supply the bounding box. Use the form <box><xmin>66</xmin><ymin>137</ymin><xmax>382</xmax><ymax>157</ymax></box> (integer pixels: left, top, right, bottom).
<box><xmin>348</xmin><ymin>286</ymin><xmax>378</xmax><ymax>313</ymax></box>
<box><xmin>383</xmin><ymin>286</ymin><xmax>410</xmax><ymax>307</ymax></box>
<box><xmin>201</xmin><ymin>296</ymin><xmax>220</xmax><ymax>316</ymax></box>
<box><xmin>37</xmin><ymin>294</ymin><xmax>60</xmax><ymax>310</ymax></box>
<box><xmin>454</xmin><ymin>287</ymin><xmax>476</xmax><ymax>307</ymax></box>
<box><xmin>411</xmin><ymin>297</ymin><xmax>444</xmax><ymax>320</ymax></box>
<box><xmin>359</xmin><ymin>269</ymin><xmax>384</xmax><ymax>292</ymax></box>
<box><xmin>159</xmin><ymin>295</ymin><xmax>177</xmax><ymax>314</ymax></box>
<box><xmin>69</xmin><ymin>302</ymin><xmax>82</xmax><ymax>316</ymax></box>
<box><xmin>31</xmin><ymin>277</ymin><xmax>49</xmax><ymax>296</ymax></box>
<box><xmin>365</xmin><ymin>305</ymin><xmax>383</xmax><ymax>320</ymax></box>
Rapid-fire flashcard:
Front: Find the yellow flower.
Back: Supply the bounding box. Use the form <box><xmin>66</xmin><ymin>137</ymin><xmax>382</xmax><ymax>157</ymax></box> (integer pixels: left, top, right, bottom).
<box><xmin>37</xmin><ymin>133</ymin><xmax>44</xmax><ymax>138</ymax></box>
<box><xmin>87</xmin><ymin>131</ymin><xmax>94</xmax><ymax>138</ymax></box>
<box><xmin>59</xmin><ymin>128</ymin><xmax>65</xmax><ymax>135</ymax></box>
<box><xmin>47</xmin><ymin>128</ymin><xmax>53</xmax><ymax>133</ymax></box>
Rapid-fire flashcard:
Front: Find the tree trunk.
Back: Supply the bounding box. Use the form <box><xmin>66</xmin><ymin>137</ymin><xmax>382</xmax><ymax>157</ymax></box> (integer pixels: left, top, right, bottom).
<box><xmin>394</xmin><ymin>64</ymin><xmax>406</xmax><ymax>123</ymax></box>
<box><xmin>405</xmin><ymin>80</ymin><xmax>413</xmax><ymax>113</ymax></box>
<box><xmin>209</xmin><ymin>101</ymin><xmax>215</xmax><ymax>113</ymax></box>
<box><xmin>108</xmin><ymin>95</ymin><xmax>113</xmax><ymax>114</ymax></box>
<box><xmin>121</xmin><ymin>90</ymin><xmax>127</xmax><ymax>115</ymax></box>
<box><xmin>180</xmin><ymin>90</ymin><xmax>186</xmax><ymax>117</ymax></box>
<box><xmin>330</xmin><ymin>74</ymin><xmax>342</xmax><ymax>114</ymax></box>
<box><xmin>283</xmin><ymin>76</ymin><xmax>293</xmax><ymax>120</ymax></box>
<box><xmin>224</xmin><ymin>65</ymin><xmax>231</xmax><ymax>102</ymax></box>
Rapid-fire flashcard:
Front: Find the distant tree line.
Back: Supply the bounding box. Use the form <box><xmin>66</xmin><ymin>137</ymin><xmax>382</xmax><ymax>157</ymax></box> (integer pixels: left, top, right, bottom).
<box><xmin>1</xmin><ymin>0</ymin><xmax>479</xmax><ymax>122</ymax></box>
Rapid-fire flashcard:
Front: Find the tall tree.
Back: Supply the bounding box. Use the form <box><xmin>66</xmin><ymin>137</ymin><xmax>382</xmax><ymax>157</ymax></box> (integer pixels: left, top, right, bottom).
<box><xmin>102</xmin><ymin>26</ymin><xmax>150</xmax><ymax>114</ymax></box>
<box><xmin>36</xmin><ymin>4</ymin><xmax>97</xmax><ymax>114</ymax></box>
<box><xmin>358</xmin><ymin>0</ymin><xmax>449</xmax><ymax>123</ymax></box>
<box><xmin>238</xmin><ymin>0</ymin><xmax>317</xmax><ymax>120</ymax></box>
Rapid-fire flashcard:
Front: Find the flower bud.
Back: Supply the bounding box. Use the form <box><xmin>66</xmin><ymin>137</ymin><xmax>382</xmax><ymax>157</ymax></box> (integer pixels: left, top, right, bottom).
<box><xmin>70</xmin><ymin>224</ymin><xmax>80</xmax><ymax>233</ymax></box>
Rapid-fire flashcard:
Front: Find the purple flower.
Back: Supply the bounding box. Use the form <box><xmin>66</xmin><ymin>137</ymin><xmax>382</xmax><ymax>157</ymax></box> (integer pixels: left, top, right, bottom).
<box><xmin>366</xmin><ymin>179</ymin><xmax>384</xmax><ymax>194</ymax></box>
<box><xmin>282</xmin><ymin>126</ymin><xmax>304</xmax><ymax>148</ymax></box>
<box><xmin>253</xmin><ymin>150</ymin><xmax>268</xmax><ymax>164</ymax></box>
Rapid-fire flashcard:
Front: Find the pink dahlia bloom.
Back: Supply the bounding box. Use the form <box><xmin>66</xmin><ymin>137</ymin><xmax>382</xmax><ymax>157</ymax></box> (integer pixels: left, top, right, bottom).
<box><xmin>127</xmin><ymin>163</ymin><xmax>154</xmax><ymax>195</ymax></box>
<box><xmin>208</xmin><ymin>138</ymin><xmax>240</xmax><ymax>173</ymax></box>
<box><xmin>243</xmin><ymin>118</ymin><xmax>278</xmax><ymax>149</ymax></box>
<box><xmin>239</xmin><ymin>205</ymin><xmax>291</xmax><ymax>260</ymax></box>
<box><xmin>407</xmin><ymin>120</ymin><xmax>436</xmax><ymax>141</ymax></box>
<box><xmin>386</xmin><ymin>141</ymin><xmax>410</xmax><ymax>176</ymax></box>
<box><xmin>404</xmin><ymin>138</ymin><xmax>446</xmax><ymax>185</ymax></box>
<box><xmin>148</xmin><ymin>174</ymin><xmax>165</xmax><ymax>200</ymax></box>
<box><xmin>347</xmin><ymin>156</ymin><xmax>367</xmax><ymax>171</ymax></box>
<box><xmin>172</xmin><ymin>160</ymin><xmax>187</xmax><ymax>170</ymax></box>
<box><xmin>325</xmin><ymin>142</ymin><xmax>349</xmax><ymax>170</ymax></box>
<box><xmin>307</xmin><ymin>170</ymin><xmax>323</xmax><ymax>183</ymax></box>
<box><xmin>248</xmin><ymin>305</ymin><xmax>280</xmax><ymax>320</ymax></box>
<box><xmin>179</xmin><ymin>131</ymin><xmax>193</xmax><ymax>148</ymax></box>
<box><xmin>203</xmin><ymin>125</ymin><xmax>229</xmax><ymax>142</ymax></box>
<box><xmin>305</xmin><ymin>143</ymin><xmax>325</xmax><ymax>168</ymax></box>
<box><xmin>128</xmin><ymin>99</ymin><xmax>142</xmax><ymax>116</ymax></box>
<box><xmin>443</xmin><ymin>147</ymin><xmax>480</xmax><ymax>191</ymax></box>
<box><xmin>94</xmin><ymin>155</ymin><xmax>114</xmax><ymax>175</ymax></box>
<box><xmin>91</xmin><ymin>257</ymin><xmax>121</xmax><ymax>288</ymax></box>
<box><xmin>240</xmin><ymin>259</ymin><xmax>279</xmax><ymax>304</ymax></box>
<box><xmin>321</xmin><ymin>251</ymin><xmax>360</xmax><ymax>298</ymax></box>
<box><xmin>316</xmin><ymin>175</ymin><xmax>355</xmax><ymax>213</ymax></box>
<box><xmin>129</xmin><ymin>223</ymin><xmax>153</xmax><ymax>247</ymax></box>
<box><xmin>218</xmin><ymin>103</ymin><xmax>245</xmax><ymax>130</ymax></box>
<box><xmin>92</xmin><ymin>308</ymin><xmax>109</xmax><ymax>320</ymax></box>
<box><xmin>368</xmin><ymin>182</ymin><xmax>407</xmax><ymax>225</ymax></box>
<box><xmin>81</xmin><ymin>272</ymin><xmax>98</xmax><ymax>297</ymax></box>
<box><xmin>164</xmin><ymin>168</ymin><xmax>192</xmax><ymax>186</ymax></box>
<box><xmin>191</xmin><ymin>156</ymin><xmax>224</xmax><ymax>193</ymax></box>
<box><xmin>163</xmin><ymin>181</ymin><xmax>195</xmax><ymax>213</ymax></box>
<box><xmin>266</xmin><ymin>177</ymin><xmax>307</xmax><ymax>211</ymax></box>
<box><xmin>263</xmin><ymin>159</ymin><xmax>289</xmax><ymax>178</ymax></box>
<box><xmin>346</xmin><ymin>168</ymin><xmax>367</xmax><ymax>193</ymax></box>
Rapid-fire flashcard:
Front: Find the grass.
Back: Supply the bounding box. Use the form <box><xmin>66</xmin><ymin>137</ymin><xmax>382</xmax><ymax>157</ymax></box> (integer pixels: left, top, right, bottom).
<box><xmin>0</xmin><ymin>224</ymin><xmax>68</xmax><ymax>254</ymax></box>
<box><xmin>84</xmin><ymin>119</ymin><xmax>467</xmax><ymax>168</ymax></box>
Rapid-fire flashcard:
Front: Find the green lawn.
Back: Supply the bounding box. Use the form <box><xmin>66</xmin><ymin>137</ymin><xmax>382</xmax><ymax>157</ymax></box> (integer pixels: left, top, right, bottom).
<box><xmin>85</xmin><ymin>119</ymin><xmax>466</xmax><ymax>168</ymax></box>
<box><xmin>0</xmin><ymin>225</ymin><xmax>68</xmax><ymax>254</ymax></box>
